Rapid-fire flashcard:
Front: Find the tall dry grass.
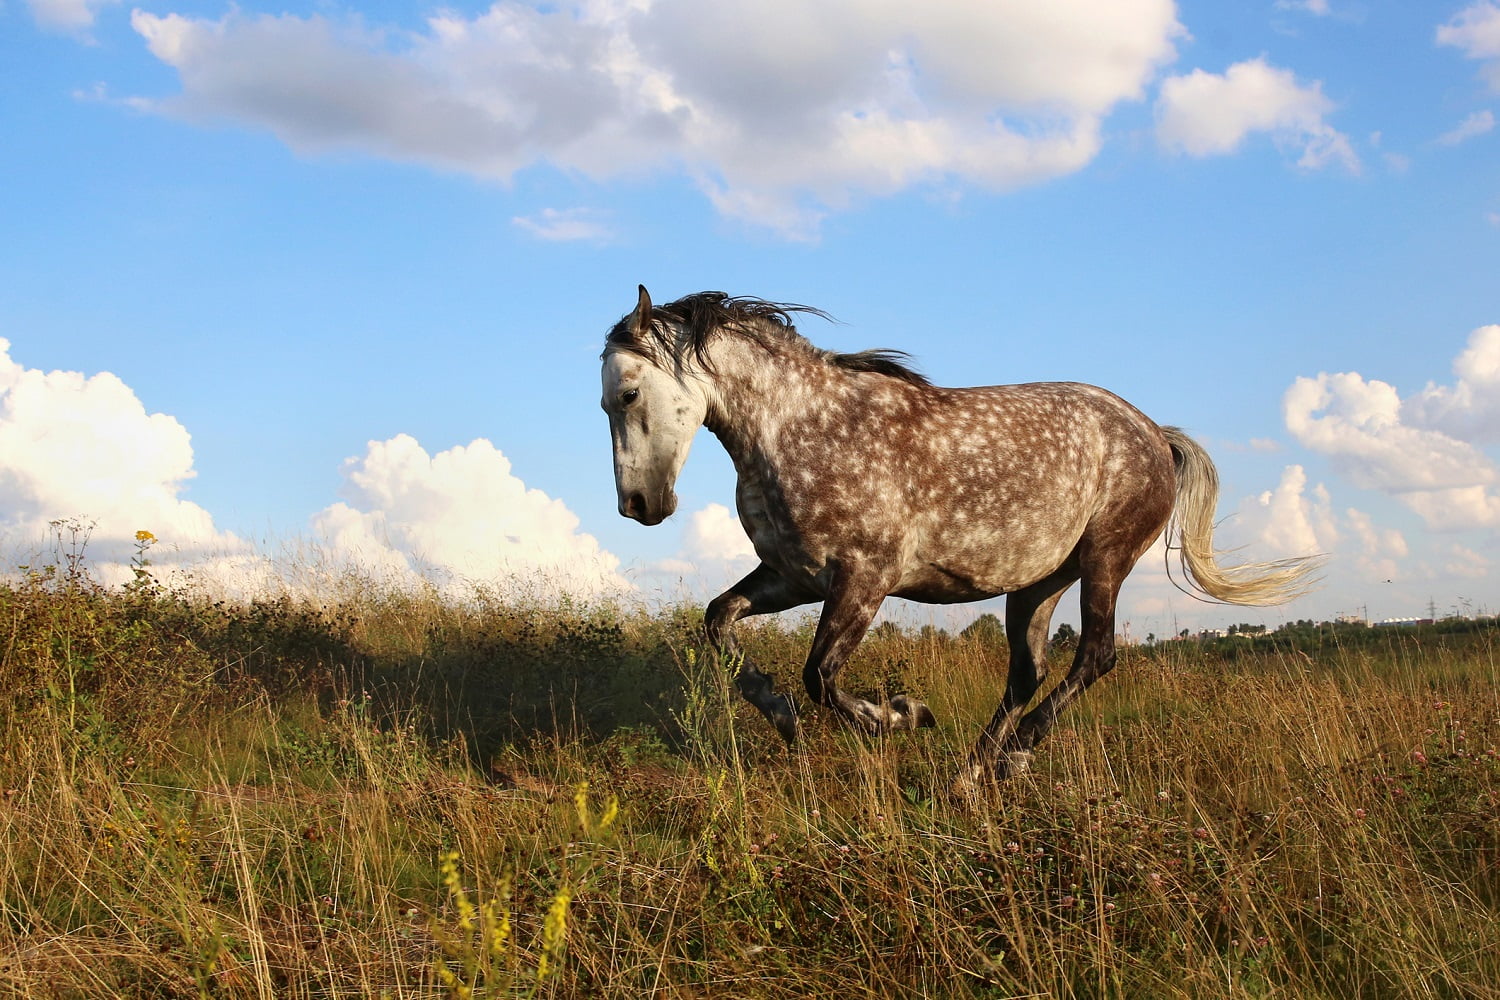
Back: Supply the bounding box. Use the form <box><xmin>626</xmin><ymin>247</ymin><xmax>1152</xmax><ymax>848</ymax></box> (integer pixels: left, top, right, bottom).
<box><xmin>1</xmin><ymin>554</ymin><xmax>1496</xmax><ymax>998</ymax></box>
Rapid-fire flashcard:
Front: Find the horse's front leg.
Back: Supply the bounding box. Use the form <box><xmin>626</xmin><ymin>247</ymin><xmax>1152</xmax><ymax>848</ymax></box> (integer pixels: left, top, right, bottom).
<box><xmin>803</xmin><ymin>566</ymin><xmax>936</xmax><ymax>735</ymax></box>
<box><xmin>704</xmin><ymin>564</ymin><xmax>815</xmax><ymax>743</ymax></box>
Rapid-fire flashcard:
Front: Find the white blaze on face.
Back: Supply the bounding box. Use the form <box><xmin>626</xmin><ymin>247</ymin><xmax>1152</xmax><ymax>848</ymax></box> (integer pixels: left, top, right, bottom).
<box><xmin>600</xmin><ymin>350</ymin><xmax>708</xmax><ymax>525</ymax></box>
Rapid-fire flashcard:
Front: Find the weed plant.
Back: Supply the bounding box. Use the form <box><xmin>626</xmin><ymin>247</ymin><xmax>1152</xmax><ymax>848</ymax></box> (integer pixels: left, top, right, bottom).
<box><xmin>0</xmin><ymin>547</ymin><xmax>1496</xmax><ymax>997</ymax></box>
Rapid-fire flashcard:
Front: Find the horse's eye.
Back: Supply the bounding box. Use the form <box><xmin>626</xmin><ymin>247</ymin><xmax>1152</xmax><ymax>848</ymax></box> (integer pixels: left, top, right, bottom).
<box><xmin>622</xmin><ymin>388</ymin><xmax>640</xmax><ymax>405</ymax></box>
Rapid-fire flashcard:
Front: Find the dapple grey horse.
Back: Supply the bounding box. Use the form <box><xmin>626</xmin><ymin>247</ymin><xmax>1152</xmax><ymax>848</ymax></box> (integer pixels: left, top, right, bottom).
<box><xmin>601</xmin><ymin>287</ymin><xmax>1318</xmax><ymax>784</ymax></box>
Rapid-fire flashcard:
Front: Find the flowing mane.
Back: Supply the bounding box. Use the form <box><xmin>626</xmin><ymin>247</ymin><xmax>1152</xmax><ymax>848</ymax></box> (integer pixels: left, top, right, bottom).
<box><xmin>606</xmin><ymin>291</ymin><xmax>930</xmax><ymax>387</ymax></box>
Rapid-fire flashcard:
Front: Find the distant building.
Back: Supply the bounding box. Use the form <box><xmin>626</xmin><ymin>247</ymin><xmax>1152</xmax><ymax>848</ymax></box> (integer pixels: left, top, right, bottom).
<box><xmin>1374</xmin><ymin>617</ymin><xmax>1434</xmax><ymax>628</ymax></box>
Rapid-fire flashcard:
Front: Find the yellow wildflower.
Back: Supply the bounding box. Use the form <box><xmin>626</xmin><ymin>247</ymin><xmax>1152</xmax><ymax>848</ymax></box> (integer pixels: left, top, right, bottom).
<box><xmin>536</xmin><ymin>885</ymin><xmax>573</xmax><ymax>981</ymax></box>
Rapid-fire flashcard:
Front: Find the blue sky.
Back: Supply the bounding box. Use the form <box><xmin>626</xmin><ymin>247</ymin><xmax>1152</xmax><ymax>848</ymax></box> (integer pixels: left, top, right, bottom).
<box><xmin>3</xmin><ymin>0</ymin><xmax>1498</xmax><ymax>635</ymax></box>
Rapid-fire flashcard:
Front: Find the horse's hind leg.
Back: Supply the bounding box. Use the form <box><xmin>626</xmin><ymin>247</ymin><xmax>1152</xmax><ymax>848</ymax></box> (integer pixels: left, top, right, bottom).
<box><xmin>958</xmin><ymin>569</ymin><xmax>1075</xmax><ymax>789</ymax></box>
<box><xmin>705</xmin><ymin>564</ymin><xmax>813</xmax><ymax>743</ymax></box>
<box><xmin>803</xmin><ymin>566</ymin><xmax>936</xmax><ymax>735</ymax></box>
<box><xmin>987</xmin><ymin>544</ymin><xmax>1136</xmax><ymax>779</ymax></box>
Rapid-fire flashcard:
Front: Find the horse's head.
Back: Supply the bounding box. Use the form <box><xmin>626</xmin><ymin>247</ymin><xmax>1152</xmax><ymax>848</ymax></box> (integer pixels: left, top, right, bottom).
<box><xmin>601</xmin><ymin>286</ymin><xmax>710</xmax><ymax>526</ymax></box>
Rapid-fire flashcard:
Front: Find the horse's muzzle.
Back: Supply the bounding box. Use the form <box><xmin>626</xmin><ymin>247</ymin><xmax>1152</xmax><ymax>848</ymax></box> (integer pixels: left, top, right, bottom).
<box><xmin>620</xmin><ymin>490</ymin><xmax>676</xmax><ymax>525</ymax></box>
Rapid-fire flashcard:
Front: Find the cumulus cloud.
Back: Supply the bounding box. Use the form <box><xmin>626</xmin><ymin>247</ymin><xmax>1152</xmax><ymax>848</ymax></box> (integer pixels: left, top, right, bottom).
<box><xmin>683</xmin><ymin>502</ymin><xmax>756</xmax><ymax>563</ymax></box>
<box><xmin>1405</xmin><ymin>324</ymin><xmax>1500</xmax><ymax>442</ymax></box>
<box><xmin>309</xmin><ymin>434</ymin><xmax>627</xmax><ymax>597</ymax></box>
<box><xmin>1284</xmin><ymin>326</ymin><xmax>1500</xmax><ymax>530</ymax></box>
<box><xmin>1438</xmin><ymin>2</ymin><xmax>1500</xmax><ymax>92</ymax></box>
<box><xmin>1233</xmin><ymin>464</ymin><xmax>1338</xmax><ymax>558</ymax></box>
<box><xmin>1395</xmin><ymin>488</ymin><xmax>1500</xmax><ymax>532</ymax></box>
<box><xmin>639</xmin><ymin>501</ymin><xmax>759</xmax><ymax>592</ymax></box>
<box><xmin>0</xmin><ymin>340</ymin><xmax>629</xmax><ymax>598</ymax></box>
<box><xmin>26</xmin><ymin>0</ymin><xmax>117</xmax><ymax>34</ymax></box>
<box><xmin>0</xmin><ymin>337</ymin><xmax>248</xmax><ymax>584</ymax></box>
<box><xmin>127</xmin><ymin>0</ymin><xmax>1182</xmax><ymax>235</ymax></box>
<box><xmin>1284</xmin><ymin>372</ymin><xmax>1494</xmax><ymax>493</ymax></box>
<box><xmin>1437</xmin><ymin>109</ymin><xmax>1495</xmax><ymax>145</ymax></box>
<box><xmin>1155</xmin><ymin>57</ymin><xmax>1360</xmax><ymax>172</ymax></box>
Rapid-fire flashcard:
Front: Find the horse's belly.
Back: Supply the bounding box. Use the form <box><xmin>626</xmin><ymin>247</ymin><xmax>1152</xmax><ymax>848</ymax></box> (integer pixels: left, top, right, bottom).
<box><xmin>894</xmin><ymin>526</ymin><xmax>1081</xmax><ymax>603</ymax></box>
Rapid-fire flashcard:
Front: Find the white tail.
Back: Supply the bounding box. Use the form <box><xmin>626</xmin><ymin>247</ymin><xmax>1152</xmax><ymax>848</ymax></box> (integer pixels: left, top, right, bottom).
<box><xmin>1162</xmin><ymin>427</ymin><xmax>1324</xmax><ymax>606</ymax></box>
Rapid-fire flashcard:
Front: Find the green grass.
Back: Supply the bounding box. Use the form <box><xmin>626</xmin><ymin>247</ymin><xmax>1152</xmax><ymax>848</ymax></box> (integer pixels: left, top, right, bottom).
<box><xmin>1</xmin><ymin>563</ymin><xmax>1496</xmax><ymax>998</ymax></box>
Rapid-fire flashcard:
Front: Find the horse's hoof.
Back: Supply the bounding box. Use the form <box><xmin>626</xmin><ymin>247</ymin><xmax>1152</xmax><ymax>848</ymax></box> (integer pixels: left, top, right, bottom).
<box><xmin>953</xmin><ymin>750</ymin><xmax>1033</xmax><ymax>789</ymax></box>
<box><xmin>998</xmin><ymin>750</ymin><xmax>1034</xmax><ymax>777</ymax></box>
<box><xmin>769</xmin><ymin>694</ymin><xmax>800</xmax><ymax>745</ymax></box>
<box><xmin>891</xmin><ymin>695</ymin><xmax>936</xmax><ymax>729</ymax></box>
<box><xmin>950</xmin><ymin>762</ymin><xmax>993</xmax><ymax>805</ymax></box>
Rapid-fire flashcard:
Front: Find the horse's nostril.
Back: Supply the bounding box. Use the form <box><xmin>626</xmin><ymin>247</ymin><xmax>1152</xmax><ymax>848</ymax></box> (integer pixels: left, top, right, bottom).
<box><xmin>624</xmin><ymin>492</ymin><xmax>647</xmax><ymax>519</ymax></box>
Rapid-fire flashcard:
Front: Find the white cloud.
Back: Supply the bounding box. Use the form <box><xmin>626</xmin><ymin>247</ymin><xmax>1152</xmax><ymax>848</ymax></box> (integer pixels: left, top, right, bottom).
<box><xmin>1283</xmin><ymin>327</ymin><xmax>1500</xmax><ymax>530</ymax></box>
<box><xmin>0</xmin><ymin>337</ymin><xmax>250</xmax><ymax>585</ymax></box>
<box><xmin>0</xmin><ymin>349</ymin><xmax>287</xmax><ymax>603</ymax></box>
<box><xmin>1154</xmin><ymin>57</ymin><xmax>1360</xmax><ymax>172</ymax></box>
<box><xmin>1395</xmin><ymin>487</ymin><xmax>1500</xmax><ymax>532</ymax></box>
<box><xmin>1437</xmin><ymin>108</ymin><xmax>1495</xmax><ymax>145</ymax></box>
<box><xmin>639</xmin><ymin>502</ymin><xmax>758</xmax><ymax>593</ymax></box>
<box><xmin>26</xmin><ymin>0</ymin><xmax>117</xmax><ymax>34</ymax></box>
<box><xmin>1236</xmin><ymin>464</ymin><xmax>1338</xmax><ymax>558</ymax></box>
<box><xmin>1405</xmin><ymin>324</ymin><xmax>1500</xmax><ymax>442</ymax></box>
<box><xmin>0</xmin><ymin>340</ymin><xmax>630</xmax><ymax>599</ymax></box>
<box><xmin>683</xmin><ymin>502</ymin><xmax>757</xmax><ymax>564</ymax></box>
<box><xmin>309</xmin><ymin>434</ymin><xmax>628</xmax><ymax>597</ymax></box>
<box><xmin>1284</xmin><ymin>372</ymin><xmax>1496</xmax><ymax>492</ymax></box>
<box><xmin>511</xmin><ymin>207</ymin><xmax>613</xmax><ymax>243</ymax></box>
<box><xmin>0</xmin><ymin>346</ymin><xmax>278</xmax><ymax>603</ymax></box>
<box><xmin>1438</xmin><ymin>2</ymin><xmax>1500</xmax><ymax>92</ymax></box>
<box><xmin>127</xmin><ymin>0</ymin><xmax>1183</xmax><ymax>235</ymax></box>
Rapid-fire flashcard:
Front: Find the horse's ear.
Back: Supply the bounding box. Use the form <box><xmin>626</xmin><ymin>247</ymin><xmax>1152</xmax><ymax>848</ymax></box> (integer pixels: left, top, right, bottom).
<box><xmin>632</xmin><ymin>285</ymin><xmax>653</xmax><ymax>341</ymax></box>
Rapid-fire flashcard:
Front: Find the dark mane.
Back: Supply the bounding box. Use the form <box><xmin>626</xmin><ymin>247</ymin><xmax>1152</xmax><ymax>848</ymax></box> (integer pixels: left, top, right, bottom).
<box><xmin>831</xmin><ymin>349</ymin><xmax>930</xmax><ymax>384</ymax></box>
<box><xmin>606</xmin><ymin>291</ymin><xmax>930</xmax><ymax>387</ymax></box>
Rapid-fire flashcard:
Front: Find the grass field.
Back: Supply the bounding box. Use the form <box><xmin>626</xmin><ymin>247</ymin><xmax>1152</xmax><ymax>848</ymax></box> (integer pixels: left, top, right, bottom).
<box><xmin>1</xmin><ymin>555</ymin><xmax>1496</xmax><ymax>998</ymax></box>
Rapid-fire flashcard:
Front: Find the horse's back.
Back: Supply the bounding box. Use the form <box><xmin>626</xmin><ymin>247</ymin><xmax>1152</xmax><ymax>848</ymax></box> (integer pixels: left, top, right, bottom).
<box><xmin>888</xmin><ymin>380</ymin><xmax>1175</xmax><ymax>599</ymax></box>
<box><xmin>912</xmin><ymin>380</ymin><xmax>1172</xmax><ymax>494</ymax></box>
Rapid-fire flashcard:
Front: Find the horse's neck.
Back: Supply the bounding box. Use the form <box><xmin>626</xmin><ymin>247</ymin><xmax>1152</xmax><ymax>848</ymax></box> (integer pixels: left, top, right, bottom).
<box><xmin>701</xmin><ymin>338</ymin><xmax>835</xmax><ymax>465</ymax></box>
